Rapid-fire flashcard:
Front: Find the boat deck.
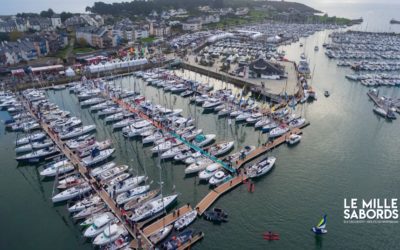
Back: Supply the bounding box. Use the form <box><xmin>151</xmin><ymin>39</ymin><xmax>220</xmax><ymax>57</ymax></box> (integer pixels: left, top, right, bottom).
<box><xmin>195</xmin><ymin>174</ymin><xmax>248</xmax><ymax>215</ymax></box>
<box><xmin>142</xmin><ymin>205</ymin><xmax>193</xmax><ymax>237</ymax></box>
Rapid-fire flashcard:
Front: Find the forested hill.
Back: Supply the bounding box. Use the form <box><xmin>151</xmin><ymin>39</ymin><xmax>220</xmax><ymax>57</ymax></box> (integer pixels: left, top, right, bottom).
<box><xmin>87</xmin><ymin>0</ymin><xmax>320</xmax><ymax>17</ymax></box>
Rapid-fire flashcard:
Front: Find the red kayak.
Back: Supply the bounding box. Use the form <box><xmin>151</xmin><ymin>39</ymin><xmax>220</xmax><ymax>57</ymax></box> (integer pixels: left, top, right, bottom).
<box><xmin>263</xmin><ymin>232</ymin><xmax>280</xmax><ymax>240</ymax></box>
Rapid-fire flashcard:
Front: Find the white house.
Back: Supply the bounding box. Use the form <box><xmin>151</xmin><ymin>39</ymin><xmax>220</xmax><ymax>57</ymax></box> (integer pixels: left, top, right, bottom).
<box><xmin>51</xmin><ymin>16</ymin><xmax>62</xmax><ymax>28</ymax></box>
<box><xmin>182</xmin><ymin>20</ymin><xmax>202</xmax><ymax>31</ymax></box>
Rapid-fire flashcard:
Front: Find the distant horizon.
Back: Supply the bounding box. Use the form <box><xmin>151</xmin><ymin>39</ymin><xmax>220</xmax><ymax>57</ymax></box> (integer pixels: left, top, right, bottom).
<box><xmin>0</xmin><ymin>0</ymin><xmax>399</xmax><ymax>17</ymax></box>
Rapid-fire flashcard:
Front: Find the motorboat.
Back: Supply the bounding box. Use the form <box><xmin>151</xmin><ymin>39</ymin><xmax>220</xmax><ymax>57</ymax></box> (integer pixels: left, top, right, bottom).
<box><xmin>92</xmin><ymin>224</ymin><xmax>128</xmax><ymax>246</ymax></box>
<box><xmin>174</xmin><ymin>210</ymin><xmax>197</xmax><ymax>231</ymax></box>
<box><xmin>83</xmin><ymin>212</ymin><xmax>116</xmax><ymax>238</ymax></box>
<box><xmin>162</xmin><ymin>229</ymin><xmax>193</xmax><ymax>250</ymax></box>
<box><xmin>203</xmin><ymin>207</ymin><xmax>228</xmax><ymax>223</ymax></box>
<box><xmin>198</xmin><ymin>163</ymin><xmax>221</xmax><ymax>180</ymax></box>
<box><xmin>130</xmin><ymin>194</ymin><xmax>178</xmax><ymax>222</ymax></box>
<box><xmin>185</xmin><ymin>160</ymin><xmax>214</xmax><ymax>175</ymax></box>
<box><xmin>16</xmin><ymin>147</ymin><xmax>59</xmax><ymax>163</ymax></box>
<box><xmin>149</xmin><ymin>225</ymin><xmax>173</xmax><ymax>245</ymax></box>
<box><xmin>51</xmin><ymin>183</ymin><xmax>92</xmax><ymax>203</ymax></box>
<box><xmin>286</xmin><ymin>134</ymin><xmax>301</xmax><ymax>145</ymax></box>
<box><xmin>116</xmin><ymin>185</ymin><xmax>150</xmax><ymax>205</ymax></box>
<box><xmin>246</xmin><ymin>156</ymin><xmax>276</xmax><ymax>178</ymax></box>
<box><xmin>209</xmin><ymin>171</ymin><xmax>232</xmax><ymax>186</ymax></box>
<box><xmin>113</xmin><ymin>175</ymin><xmax>147</xmax><ymax>194</ymax></box>
<box><xmin>60</xmin><ymin>125</ymin><xmax>96</xmax><ymax>140</ymax></box>
<box><xmin>269</xmin><ymin>125</ymin><xmax>289</xmax><ymax>138</ymax></box>
<box><xmin>192</xmin><ymin>134</ymin><xmax>216</xmax><ymax>147</ymax></box>
<box><xmin>81</xmin><ymin>148</ymin><xmax>115</xmax><ymax>167</ymax></box>
<box><xmin>208</xmin><ymin>141</ymin><xmax>234</xmax><ymax>157</ymax></box>
<box><xmin>40</xmin><ymin>160</ymin><xmax>75</xmax><ymax>177</ymax></box>
<box><xmin>90</xmin><ymin>162</ymin><xmax>117</xmax><ymax>177</ymax></box>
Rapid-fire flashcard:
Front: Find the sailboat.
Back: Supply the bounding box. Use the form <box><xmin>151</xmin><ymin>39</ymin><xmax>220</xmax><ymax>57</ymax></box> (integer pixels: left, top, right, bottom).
<box><xmin>312</xmin><ymin>215</ymin><xmax>328</xmax><ymax>234</ymax></box>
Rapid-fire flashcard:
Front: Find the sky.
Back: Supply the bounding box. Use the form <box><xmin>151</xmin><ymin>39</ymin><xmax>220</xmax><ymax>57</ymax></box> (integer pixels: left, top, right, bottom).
<box><xmin>0</xmin><ymin>0</ymin><xmax>399</xmax><ymax>16</ymax></box>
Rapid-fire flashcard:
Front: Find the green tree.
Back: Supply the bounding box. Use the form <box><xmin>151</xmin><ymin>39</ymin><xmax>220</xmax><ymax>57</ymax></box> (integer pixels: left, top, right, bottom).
<box><xmin>40</xmin><ymin>8</ymin><xmax>55</xmax><ymax>18</ymax></box>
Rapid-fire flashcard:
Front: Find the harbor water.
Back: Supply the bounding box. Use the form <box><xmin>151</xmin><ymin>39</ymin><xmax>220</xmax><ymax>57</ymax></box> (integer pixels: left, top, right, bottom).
<box><xmin>2</xmin><ymin>18</ymin><xmax>400</xmax><ymax>250</ymax></box>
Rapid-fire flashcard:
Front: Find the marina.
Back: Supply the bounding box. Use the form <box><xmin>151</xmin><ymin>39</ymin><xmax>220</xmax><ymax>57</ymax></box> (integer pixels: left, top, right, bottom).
<box><xmin>1</xmin><ymin>3</ymin><xmax>400</xmax><ymax>250</ymax></box>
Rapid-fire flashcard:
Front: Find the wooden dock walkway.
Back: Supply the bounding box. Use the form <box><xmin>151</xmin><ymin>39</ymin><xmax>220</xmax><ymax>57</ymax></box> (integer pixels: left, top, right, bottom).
<box><xmin>177</xmin><ymin>232</ymin><xmax>205</xmax><ymax>250</ymax></box>
<box><xmin>142</xmin><ymin>205</ymin><xmax>193</xmax><ymax>237</ymax></box>
<box><xmin>233</xmin><ymin>123</ymin><xmax>309</xmax><ymax>169</ymax></box>
<box><xmin>21</xmin><ymin>97</ymin><xmax>153</xmax><ymax>249</ymax></box>
<box><xmin>195</xmin><ymin>174</ymin><xmax>248</xmax><ymax>215</ymax></box>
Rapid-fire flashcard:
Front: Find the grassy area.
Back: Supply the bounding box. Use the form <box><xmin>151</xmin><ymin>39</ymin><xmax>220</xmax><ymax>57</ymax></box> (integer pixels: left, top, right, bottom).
<box><xmin>73</xmin><ymin>47</ymin><xmax>96</xmax><ymax>54</ymax></box>
<box><xmin>205</xmin><ymin>10</ymin><xmax>270</xmax><ymax>29</ymax></box>
<box><xmin>141</xmin><ymin>36</ymin><xmax>156</xmax><ymax>44</ymax></box>
<box><xmin>55</xmin><ymin>45</ymin><xmax>70</xmax><ymax>59</ymax></box>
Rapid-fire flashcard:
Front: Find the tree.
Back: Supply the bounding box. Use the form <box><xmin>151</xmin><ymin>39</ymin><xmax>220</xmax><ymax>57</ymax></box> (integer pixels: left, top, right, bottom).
<box><xmin>60</xmin><ymin>12</ymin><xmax>73</xmax><ymax>22</ymax></box>
<box><xmin>40</xmin><ymin>8</ymin><xmax>55</xmax><ymax>18</ymax></box>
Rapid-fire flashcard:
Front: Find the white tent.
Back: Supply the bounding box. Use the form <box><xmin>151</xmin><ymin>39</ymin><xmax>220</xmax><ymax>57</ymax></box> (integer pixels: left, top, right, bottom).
<box><xmin>65</xmin><ymin>67</ymin><xmax>75</xmax><ymax>77</ymax></box>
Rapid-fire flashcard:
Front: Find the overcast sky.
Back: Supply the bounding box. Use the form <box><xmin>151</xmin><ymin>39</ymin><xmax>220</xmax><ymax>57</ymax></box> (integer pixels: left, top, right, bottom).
<box><xmin>0</xmin><ymin>0</ymin><xmax>398</xmax><ymax>15</ymax></box>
